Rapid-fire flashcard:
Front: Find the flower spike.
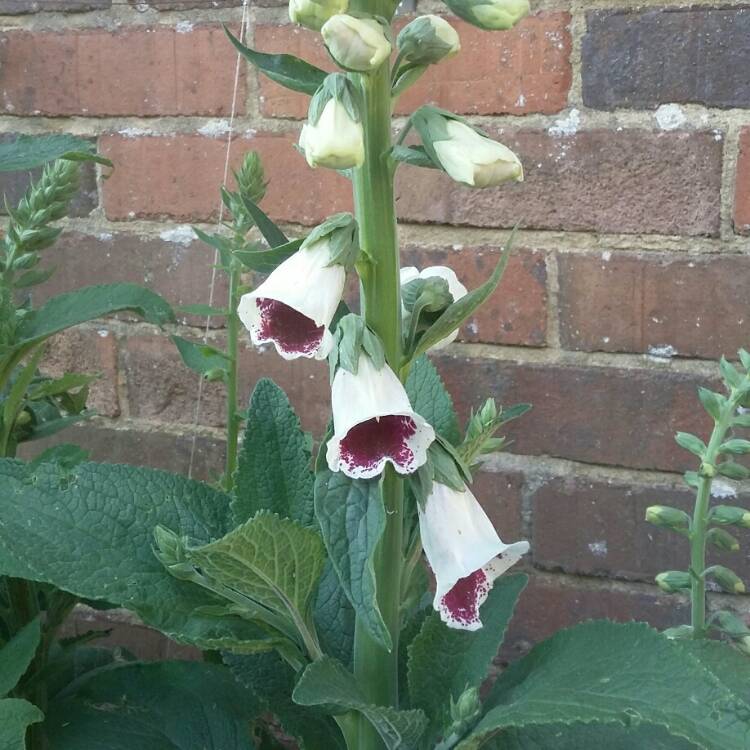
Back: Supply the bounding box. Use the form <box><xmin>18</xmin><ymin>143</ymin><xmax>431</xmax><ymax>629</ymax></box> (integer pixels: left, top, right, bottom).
<box><xmin>418</xmin><ymin>482</ymin><xmax>529</xmax><ymax>630</ymax></box>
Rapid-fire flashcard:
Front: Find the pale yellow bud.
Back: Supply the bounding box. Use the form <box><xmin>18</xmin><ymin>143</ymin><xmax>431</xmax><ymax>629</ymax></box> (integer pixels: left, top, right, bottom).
<box><xmin>322</xmin><ymin>14</ymin><xmax>392</xmax><ymax>72</ymax></box>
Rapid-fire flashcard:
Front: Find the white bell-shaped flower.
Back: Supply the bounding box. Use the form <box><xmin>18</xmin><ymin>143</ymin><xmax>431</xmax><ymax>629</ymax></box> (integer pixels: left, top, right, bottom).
<box><xmin>299</xmin><ymin>97</ymin><xmax>365</xmax><ymax>170</ymax></box>
<box><xmin>433</xmin><ymin>120</ymin><xmax>523</xmax><ymax>188</ymax></box>
<box><xmin>289</xmin><ymin>0</ymin><xmax>348</xmax><ymax>31</ymax></box>
<box><xmin>327</xmin><ymin>353</ymin><xmax>435</xmax><ymax>479</ymax></box>
<box><xmin>400</xmin><ymin>265</ymin><xmax>468</xmax><ymax>349</ymax></box>
<box><xmin>322</xmin><ymin>14</ymin><xmax>392</xmax><ymax>72</ymax></box>
<box><xmin>237</xmin><ymin>240</ymin><xmax>345</xmax><ymax>360</ymax></box>
<box><xmin>418</xmin><ymin>482</ymin><xmax>529</xmax><ymax>630</ymax></box>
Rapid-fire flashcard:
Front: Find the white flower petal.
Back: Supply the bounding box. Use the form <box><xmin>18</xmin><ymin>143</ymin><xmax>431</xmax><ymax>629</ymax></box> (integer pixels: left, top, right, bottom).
<box><xmin>299</xmin><ymin>99</ymin><xmax>364</xmax><ymax>170</ymax></box>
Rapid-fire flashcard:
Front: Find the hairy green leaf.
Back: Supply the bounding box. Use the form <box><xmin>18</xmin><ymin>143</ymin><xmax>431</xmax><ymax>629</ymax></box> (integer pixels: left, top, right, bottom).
<box><xmin>407</xmin><ymin>575</ymin><xmax>526</xmax><ymax>732</ymax></box>
<box><xmin>0</xmin><ymin>134</ymin><xmax>108</xmax><ymax>171</ymax></box>
<box><xmin>45</xmin><ymin>661</ymin><xmax>258</xmax><ymax>750</ymax></box>
<box><xmin>0</xmin><ymin>460</ymin><xmax>274</xmax><ymax>651</ymax></box>
<box><xmin>458</xmin><ymin>621</ymin><xmax>750</xmax><ymax>750</ymax></box>
<box><xmin>405</xmin><ymin>355</ymin><xmax>460</xmax><ymax>444</ymax></box>
<box><xmin>235</xmin><ymin>238</ymin><xmax>303</xmax><ymax>273</ymax></box>
<box><xmin>171</xmin><ymin>335</ymin><xmax>230</xmax><ymax>378</ymax></box>
<box><xmin>674</xmin><ymin>432</ymin><xmax>707</xmax><ymax>458</ymax></box>
<box><xmin>0</xmin><ymin>698</ymin><xmax>43</xmax><ymax>750</ymax></box>
<box><xmin>314</xmin><ymin>470</ymin><xmax>391</xmax><ymax>651</ymax></box>
<box><xmin>293</xmin><ymin>656</ymin><xmax>428</xmax><ymax>749</ymax></box>
<box><xmin>0</xmin><ymin>617</ymin><xmax>41</xmax><ymax>696</ymax></box>
<box><xmin>391</xmin><ymin>145</ymin><xmax>437</xmax><ymax>169</ymax></box>
<box><xmin>232</xmin><ymin>379</ymin><xmax>314</xmax><ymax>526</ymax></box>
<box><xmin>314</xmin><ymin>560</ymin><xmax>355</xmax><ymax>668</ymax></box>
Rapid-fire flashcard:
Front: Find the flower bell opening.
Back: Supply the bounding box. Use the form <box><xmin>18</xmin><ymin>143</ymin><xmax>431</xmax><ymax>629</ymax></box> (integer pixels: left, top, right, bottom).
<box><xmin>338</xmin><ymin>414</ymin><xmax>419</xmax><ymax>476</ymax></box>
<box><xmin>255</xmin><ymin>298</ymin><xmax>326</xmax><ymax>358</ymax></box>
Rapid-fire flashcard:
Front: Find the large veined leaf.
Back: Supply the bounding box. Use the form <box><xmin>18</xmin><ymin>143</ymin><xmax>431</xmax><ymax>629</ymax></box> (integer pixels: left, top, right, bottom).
<box><xmin>314</xmin><ymin>470</ymin><xmax>391</xmax><ymax>651</ymax></box>
<box><xmin>225</xmin><ymin>651</ymin><xmax>346</xmax><ymax>750</ymax></box>
<box><xmin>405</xmin><ymin>355</ymin><xmax>461</xmax><ymax>444</ymax></box>
<box><xmin>0</xmin><ymin>134</ymin><xmax>109</xmax><ymax>171</ymax></box>
<box><xmin>0</xmin><ymin>698</ymin><xmax>43</xmax><ymax>750</ymax></box>
<box><xmin>407</xmin><ymin>575</ymin><xmax>526</xmax><ymax>733</ymax></box>
<box><xmin>313</xmin><ymin>560</ymin><xmax>355</xmax><ymax>668</ymax></box>
<box><xmin>0</xmin><ymin>460</ymin><xmax>274</xmax><ymax>651</ymax></box>
<box><xmin>225</xmin><ymin>27</ymin><xmax>327</xmax><ymax>96</ymax></box>
<box><xmin>232</xmin><ymin>379</ymin><xmax>314</xmax><ymax>527</ymax></box>
<box><xmin>13</xmin><ymin>284</ymin><xmax>174</xmax><ymax>353</ymax></box>
<box><xmin>293</xmin><ymin>656</ymin><xmax>428</xmax><ymax>750</ymax></box>
<box><xmin>45</xmin><ymin>661</ymin><xmax>258</xmax><ymax>750</ymax></box>
<box><xmin>185</xmin><ymin>511</ymin><xmax>325</xmax><ymax>630</ymax></box>
<box><xmin>0</xmin><ymin>617</ymin><xmax>41</xmax><ymax>696</ymax></box>
<box><xmin>458</xmin><ymin>621</ymin><xmax>750</xmax><ymax>750</ymax></box>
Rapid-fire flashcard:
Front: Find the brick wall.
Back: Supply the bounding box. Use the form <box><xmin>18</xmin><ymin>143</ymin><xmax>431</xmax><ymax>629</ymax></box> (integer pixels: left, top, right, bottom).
<box><xmin>4</xmin><ymin>0</ymin><xmax>750</xmax><ymax>657</ymax></box>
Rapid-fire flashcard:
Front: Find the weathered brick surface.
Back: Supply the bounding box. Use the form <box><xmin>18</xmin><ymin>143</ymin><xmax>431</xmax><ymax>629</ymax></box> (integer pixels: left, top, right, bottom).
<box><xmin>402</xmin><ymin>246</ymin><xmax>547</xmax><ymax>347</ymax></box>
<box><xmin>0</xmin><ymin>135</ymin><xmax>97</xmax><ymax>218</ymax></box>
<box><xmin>558</xmin><ymin>252</ymin><xmax>750</xmax><ymax>360</ymax></box>
<box><xmin>582</xmin><ymin>7</ymin><xmax>750</xmax><ymax>110</ymax></box>
<box><xmin>0</xmin><ymin>0</ymin><xmax>110</xmax><ymax>11</ymax></box>
<box><xmin>121</xmin><ymin>333</ymin><xmax>331</xmax><ymax>434</ymax></box>
<box><xmin>42</xmin><ymin>328</ymin><xmax>120</xmax><ymax>418</ymax></box>
<box><xmin>37</xmin><ymin>231</ymin><xmax>229</xmax><ymax>328</ymax></box>
<box><xmin>396</xmin><ymin>129</ymin><xmax>722</xmax><ymax>237</ymax></box>
<box><xmin>434</xmin><ymin>354</ymin><xmax>714</xmax><ymax>474</ymax></box>
<box><xmin>255</xmin><ymin>13</ymin><xmax>572</xmax><ymax>119</ymax></box>
<box><xmin>473</xmin><ymin>470</ymin><xmax>524</xmax><ymax>542</ymax></box>
<box><xmin>100</xmin><ymin>133</ymin><xmax>351</xmax><ymax>225</ymax></box>
<box><xmin>0</xmin><ymin>26</ymin><xmax>243</xmax><ymax>117</ymax></box>
<box><xmin>532</xmin><ymin>474</ymin><xmax>750</xmax><ymax>583</ymax></box>
<box><xmin>736</xmin><ymin>128</ymin><xmax>750</xmax><ymax>236</ymax></box>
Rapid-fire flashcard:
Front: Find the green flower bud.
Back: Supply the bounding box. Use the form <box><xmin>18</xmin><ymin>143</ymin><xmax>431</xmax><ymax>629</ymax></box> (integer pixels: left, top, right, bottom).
<box><xmin>153</xmin><ymin>525</ymin><xmax>196</xmax><ymax>581</ymax></box>
<box><xmin>713</xmin><ymin>610</ymin><xmax>750</xmax><ymax>638</ymax></box>
<box><xmin>289</xmin><ymin>0</ymin><xmax>348</xmax><ymax>31</ymax></box>
<box><xmin>397</xmin><ymin>15</ymin><xmax>461</xmax><ymax>66</ymax></box>
<box><xmin>699</xmin><ymin>461</ymin><xmax>717</xmax><ymax>478</ymax></box>
<box><xmin>645</xmin><ymin>505</ymin><xmax>690</xmax><ymax>531</ymax></box>
<box><xmin>710</xmin><ymin>505</ymin><xmax>750</xmax><ymax>528</ymax></box>
<box><xmin>707</xmin><ymin>527</ymin><xmax>740</xmax><ymax>552</ymax></box>
<box><xmin>446</xmin><ymin>686</ymin><xmax>482</xmax><ymax>737</ymax></box>
<box><xmin>737</xmin><ymin>635</ymin><xmax>750</xmax><ymax>656</ymax></box>
<box><xmin>710</xmin><ymin>566</ymin><xmax>745</xmax><ymax>594</ymax></box>
<box><xmin>322</xmin><ymin>14</ymin><xmax>392</xmax><ymax>72</ymax></box>
<box><xmin>655</xmin><ymin>571</ymin><xmax>691</xmax><ymax>593</ymax></box>
<box><xmin>442</xmin><ymin>0</ymin><xmax>530</xmax><ymax>31</ymax></box>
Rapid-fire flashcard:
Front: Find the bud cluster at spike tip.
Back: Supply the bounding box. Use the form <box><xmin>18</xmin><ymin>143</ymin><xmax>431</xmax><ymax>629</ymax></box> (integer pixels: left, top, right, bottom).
<box><xmin>289</xmin><ymin>0</ymin><xmax>348</xmax><ymax>31</ymax></box>
<box><xmin>322</xmin><ymin>14</ymin><xmax>392</xmax><ymax>72</ymax></box>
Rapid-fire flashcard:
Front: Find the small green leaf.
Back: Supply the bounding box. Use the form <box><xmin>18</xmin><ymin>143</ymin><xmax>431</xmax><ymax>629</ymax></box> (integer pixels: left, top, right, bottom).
<box><xmin>171</xmin><ymin>335</ymin><xmax>230</xmax><ymax>378</ymax></box>
<box><xmin>232</xmin><ymin>379</ymin><xmax>314</xmax><ymax>527</ymax></box>
<box><xmin>239</xmin><ymin>194</ymin><xmax>289</xmax><ymax>248</ymax></box>
<box><xmin>732</xmin><ymin>413</ymin><xmax>750</xmax><ymax>428</ymax></box>
<box><xmin>0</xmin><ymin>698</ymin><xmax>43</xmax><ymax>750</ymax></box>
<box><xmin>314</xmin><ymin>470</ymin><xmax>391</xmax><ymax>651</ymax></box>
<box><xmin>225</xmin><ymin>26</ymin><xmax>327</xmax><ymax>96</ymax></box>
<box><xmin>391</xmin><ymin>145</ymin><xmax>437</xmax><ymax>169</ymax></box>
<box><xmin>28</xmin><ymin>444</ymin><xmax>89</xmax><ymax>471</ymax></box>
<box><xmin>0</xmin><ymin>617</ymin><xmax>41</xmax><ymax>696</ymax></box>
<box><xmin>27</xmin><ymin>373</ymin><xmax>97</xmax><ymax>400</ymax></box>
<box><xmin>719</xmin><ymin>357</ymin><xmax>743</xmax><ymax>388</ymax></box>
<box><xmin>15</xmin><ymin>266</ymin><xmax>56</xmax><ymax>289</ymax></box>
<box><xmin>720</xmin><ymin>439</ymin><xmax>750</xmax><ymax>455</ymax></box>
<box><xmin>293</xmin><ymin>656</ymin><xmax>428</xmax><ymax>749</ymax></box>
<box><xmin>738</xmin><ymin>349</ymin><xmax>750</xmax><ymax>372</ymax></box>
<box><xmin>697</xmin><ymin>387</ymin><xmax>724</xmax><ymax>420</ymax></box>
<box><xmin>176</xmin><ymin>304</ymin><xmax>228</xmax><ymax>317</ymax></box>
<box><xmin>0</xmin><ymin>134</ymin><xmax>106</xmax><ymax>171</ymax></box>
<box><xmin>674</xmin><ymin>432</ymin><xmax>707</xmax><ymax>458</ymax></box>
<box><xmin>235</xmin><ymin>238</ymin><xmax>303</xmax><ymax>273</ymax></box>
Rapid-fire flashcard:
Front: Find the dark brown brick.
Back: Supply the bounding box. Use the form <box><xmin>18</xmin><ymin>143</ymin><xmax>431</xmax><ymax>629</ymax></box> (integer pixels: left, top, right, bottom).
<box><xmin>396</xmin><ymin>129</ymin><xmax>722</xmax><ymax>237</ymax></box>
<box><xmin>473</xmin><ymin>469</ymin><xmax>524</xmax><ymax>542</ymax></box>
<box><xmin>582</xmin><ymin>7</ymin><xmax>750</xmax><ymax>110</ymax></box>
<box><xmin>504</xmin><ymin>575</ymin><xmax>689</xmax><ymax>658</ymax></box>
<box><xmin>532</xmin><ymin>474</ymin><xmax>750</xmax><ymax>583</ymax></box>
<box><xmin>558</xmin><ymin>252</ymin><xmax>750</xmax><ymax>360</ymax></box>
<box><xmin>736</xmin><ymin>128</ymin><xmax>750</xmax><ymax>236</ymax></box>
<box><xmin>120</xmin><ymin>333</ymin><xmax>330</xmax><ymax>435</ymax></box>
<box><xmin>0</xmin><ymin>0</ymin><xmax>110</xmax><ymax>12</ymax></box>
<box><xmin>433</xmin><ymin>354</ymin><xmax>715</xmax><ymax>473</ymax></box>
<box><xmin>0</xmin><ymin>134</ymin><xmax>97</xmax><ymax>218</ymax></box>
<box><xmin>401</xmin><ymin>247</ymin><xmax>547</xmax><ymax>347</ymax></box>
<box><xmin>35</xmin><ymin>231</ymin><xmax>229</xmax><ymax>329</ymax></box>
<box><xmin>0</xmin><ymin>26</ymin><xmax>243</xmax><ymax>117</ymax></box>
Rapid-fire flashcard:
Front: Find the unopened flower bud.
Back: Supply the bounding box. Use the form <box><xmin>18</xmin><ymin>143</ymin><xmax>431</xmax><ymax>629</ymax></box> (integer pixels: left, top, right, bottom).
<box><xmin>707</xmin><ymin>527</ymin><xmax>740</xmax><ymax>552</ymax></box>
<box><xmin>322</xmin><ymin>14</ymin><xmax>391</xmax><ymax>72</ymax></box>
<box><xmin>446</xmin><ymin>686</ymin><xmax>482</xmax><ymax>736</ymax></box>
<box><xmin>737</xmin><ymin>635</ymin><xmax>750</xmax><ymax>656</ymax></box>
<box><xmin>397</xmin><ymin>15</ymin><xmax>461</xmax><ymax>66</ymax></box>
<box><xmin>299</xmin><ymin>75</ymin><xmax>364</xmax><ymax>170</ymax></box>
<box><xmin>289</xmin><ymin>0</ymin><xmax>348</xmax><ymax>31</ymax></box>
<box><xmin>711</xmin><ymin>566</ymin><xmax>745</xmax><ymax>594</ymax></box>
<box><xmin>441</xmin><ymin>0</ymin><xmax>530</xmax><ymax>31</ymax></box>
<box><xmin>645</xmin><ymin>505</ymin><xmax>690</xmax><ymax>531</ymax></box>
<box><xmin>153</xmin><ymin>525</ymin><xmax>196</xmax><ymax>581</ymax></box>
<box><xmin>710</xmin><ymin>505</ymin><xmax>750</xmax><ymax>528</ymax></box>
<box><xmin>699</xmin><ymin>461</ymin><xmax>717</xmax><ymax>478</ymax></box>
<box><xmin>655</xmin><ymin>571</ymin><xmax>691</xmax><ymax>593</ymax></box>
<box><xmin>714</xmin><ymin>610</ymin><xmax>750</xmax><ymax>638</ymax></box>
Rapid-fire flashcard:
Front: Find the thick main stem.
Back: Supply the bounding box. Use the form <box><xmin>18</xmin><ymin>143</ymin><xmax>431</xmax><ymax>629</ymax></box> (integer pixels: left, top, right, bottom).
<box><xmin>351</xmin><ymin>61</ymin><xmax>403</xmax><ymax>748</ymax></box>
<box><xmin>224</xmin><ymin>258</ymin><xmax>242</xmax><ymax>491</ymax></box>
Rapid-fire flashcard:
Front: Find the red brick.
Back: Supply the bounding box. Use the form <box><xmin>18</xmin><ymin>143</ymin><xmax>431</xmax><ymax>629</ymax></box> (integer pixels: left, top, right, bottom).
<box><xmin>42</xmin><ymin>328</ymin><xmax>120</xmax><ymax>418</ymax></box>
<box><xmin>558</xmin><ymin>251</ymin><xmax>750</xmax><ymax>359</ymax></box>
<box><xmin>532</xmin><ymin>474</ymin><xmax>750</xmax><ymax>583</ymax></box>
<box><xmin>402</xmin><ymin>246</ymin><xmax>547</xmax><ymax>346</ymax></box>
<box><xmin>473</xmin><ymin>469</ymin><xmax>524</xmax><ymax>542</ymax></box>
<box><xmin>433</xmin><ymin>354</ymin><xmax>715</xmax><ymax>473</ymax></box>
<box><xmin>38</xmin><ymin>231</ymin><xmax>229</xmax><ymax>329</ymax></box>
<box><xmin>255</xmin><ymin>13</ymin><xmax>571</xmax><ymax>119</ymax></box>
<box><xmin>0</xmin><ymin>26</ymin><xmax>243</xmax><ymax>117</ymax></box>
<box><xmin>396</xmin><ymin>129</ymin><xmax>722</xmax><ymax>237</ymax></box>
<box><xmin>120</xmin><ymin>333</ymin><xmax>330</xmax><ymax>434</ymax></box>
<box><xmin>100</xmin><ymin>133</ymin><xmax>351</xmax><ymax>225</ymax></box>
<box><xmin>735</xmin><ymin>128</ymin><xmax>750</xmax><ymax>235</ymax></box>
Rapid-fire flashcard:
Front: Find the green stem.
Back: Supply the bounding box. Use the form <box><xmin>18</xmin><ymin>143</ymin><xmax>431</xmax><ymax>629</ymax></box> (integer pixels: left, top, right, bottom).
<box><xmin>224</xmin><ymin>257</ymin><xmax>242</xmax><ymax>492</ymax></box>
<box><xmin>351</xmin><ymin>61</ymin><xmax>403</xmax><ymax>749</ymax></box>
